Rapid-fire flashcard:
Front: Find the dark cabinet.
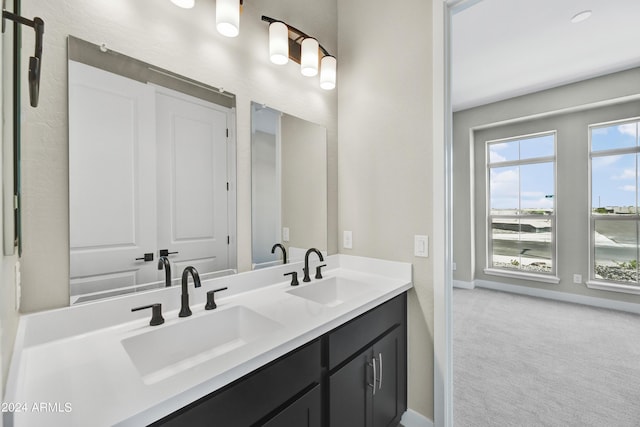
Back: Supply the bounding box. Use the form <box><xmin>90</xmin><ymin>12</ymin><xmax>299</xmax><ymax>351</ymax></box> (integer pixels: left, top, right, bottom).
<box><xmin>262</xmin><ymin>385</ymin><xmax>321</xmax><ymax>427</ymax></box>
<box><xmin>151</xmin><ymin>293</ymin><xmax>407</xmax><ymax>427</ymax></box>
<box><xmin>151</xmin><ymin>340</ymin><xmax>321</xmax><ymax>427</ymax></box>
<box><xmin>329</xmin><ymin>326</ymin><xmax>405</xmax><ymax>427</ymax></box>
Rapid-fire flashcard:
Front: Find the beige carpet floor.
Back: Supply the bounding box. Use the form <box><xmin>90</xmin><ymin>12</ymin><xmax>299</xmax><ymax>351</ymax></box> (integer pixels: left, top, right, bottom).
<box><xmin>453</xmin><ymin>287</ymin><xmax>640</xmax><ymax>427</ymax></box>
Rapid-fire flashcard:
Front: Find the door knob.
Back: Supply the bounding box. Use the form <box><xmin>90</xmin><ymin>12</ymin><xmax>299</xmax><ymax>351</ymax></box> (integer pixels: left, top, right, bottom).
<box><xmin>159</xmin><ymin>249</ymin><xmax>179</xmax><ymax>257</ymax></box>
<box><xmin>135</xmin><ymin>253</ymin><xmax>154</xmax><ymax>262</ymax></box>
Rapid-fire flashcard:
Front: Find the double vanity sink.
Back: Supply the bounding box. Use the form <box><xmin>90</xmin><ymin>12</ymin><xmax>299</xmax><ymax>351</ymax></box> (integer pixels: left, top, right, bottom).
<box><xmin>124</xmin><ymin>275</ymin><xmax>370</xmax><ymax>387</ymax></box>
<box><xmin>4</xmin><ymin>255</ymin><xmax>412</xmax><ymax>426</ymax></box>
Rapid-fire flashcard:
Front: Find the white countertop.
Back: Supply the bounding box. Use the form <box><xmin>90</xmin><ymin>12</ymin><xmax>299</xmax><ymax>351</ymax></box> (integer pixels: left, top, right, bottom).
<box><xmin>4</xmin><ymin>255</ymin><xmax>412</xmax><ymax>426</ymax></box>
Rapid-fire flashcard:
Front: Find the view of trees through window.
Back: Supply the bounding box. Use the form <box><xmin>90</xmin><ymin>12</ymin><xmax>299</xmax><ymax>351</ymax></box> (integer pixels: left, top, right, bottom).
<box><xmin>591</xmin><ymin>120</ymin><xmax>640</xmax><ymax>285</ymax></box>
<box><xmin>487</xmin><ymin>133</ymin><xmax>555</xmax><ymax>274</ymax></box>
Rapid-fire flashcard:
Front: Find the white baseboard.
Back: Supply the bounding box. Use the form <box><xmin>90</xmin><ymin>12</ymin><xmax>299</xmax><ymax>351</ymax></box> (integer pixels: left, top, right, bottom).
<box><xmin>475</xmin><ymin>279</ymin><xmax>640</xmax><ymax>315</ymax></box>
<box><xmin>453</xmin><ymin>279</ymin><xmax>474</xmax><ymax>289</ymax></box>
<box><xmin>401</xmin><ymin>409</ymin><xmax>433</xmax><ymax>427</ymax></box>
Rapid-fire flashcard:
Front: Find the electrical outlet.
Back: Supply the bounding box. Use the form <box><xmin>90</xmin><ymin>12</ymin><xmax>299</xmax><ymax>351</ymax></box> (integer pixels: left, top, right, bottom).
<box><xmin>573</xmin><ymin>274</ymin><xmax>582</xmax><ymax>284</ymax></box>
<box><xmin>343</xmin><ymin>231</ymin><xmax>352</xmax><ymax>249</ymax></box>
<box><xmin>282</xmin><ymin>227</ymin><xmax>290</xmax><ymax>242</ymax></box>
<box><xmin>452</xmin><ymin>262</ymin><xmax>457</xmax><ymax>271</ymax></box>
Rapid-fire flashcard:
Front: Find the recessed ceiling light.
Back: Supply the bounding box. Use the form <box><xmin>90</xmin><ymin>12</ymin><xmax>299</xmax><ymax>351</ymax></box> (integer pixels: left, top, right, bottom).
<box><xmin>170</xmin><ymin>0</ymin><xmax>195</xmax><ymax>9</ymax></box>
<box><xmin>570</xmin><ymin>10</ymin><xmax>592</xmax><ymax>24</ymax></box>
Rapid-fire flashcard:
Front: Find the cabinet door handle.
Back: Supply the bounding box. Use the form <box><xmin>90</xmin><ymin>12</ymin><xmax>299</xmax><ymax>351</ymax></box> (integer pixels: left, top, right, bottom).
<box><xmin>368</xmin><ymin>357</ymin><xmax>377</xmax><ymax>396</ymax></box>
<box><xmin>378</xmin><ymin>352</ymin><xmax>383</xmax><ymax>390</ymax></box>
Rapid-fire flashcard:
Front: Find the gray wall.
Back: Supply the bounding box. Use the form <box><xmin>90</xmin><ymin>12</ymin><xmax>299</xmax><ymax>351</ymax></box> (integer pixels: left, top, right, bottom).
<box><xmin>338</xmin><ymin>0</ymin><xmax>435</xmax><ymax>419</ymax></box>
<box><xmin>281</xmin><ymin>114</ymin><xmax>327</xmax><ymax>252</ymax></box>
<box><xmin>454</xmin><ymin>66</ymin><xmax>640</xmax><ymax>304</ymax></box>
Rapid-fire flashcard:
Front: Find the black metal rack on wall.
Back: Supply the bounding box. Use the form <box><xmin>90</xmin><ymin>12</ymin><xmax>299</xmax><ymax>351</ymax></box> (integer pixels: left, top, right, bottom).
<box><xmin>2</xmin><ymin>0</ymin><xmax>44</xmax><ymax>256</ymax></box>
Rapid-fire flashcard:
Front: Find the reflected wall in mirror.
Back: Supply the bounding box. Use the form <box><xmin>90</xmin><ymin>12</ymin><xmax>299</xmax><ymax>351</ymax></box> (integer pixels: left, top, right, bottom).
<box><xmin>251</xmin><ymin>102</ymin><xmax>327</xmax><ymax>269</ymax></box>
<box><xmin>68</xmin><ymin>36</ymin><xmax>237</xmax><ymax>304</ymax></box>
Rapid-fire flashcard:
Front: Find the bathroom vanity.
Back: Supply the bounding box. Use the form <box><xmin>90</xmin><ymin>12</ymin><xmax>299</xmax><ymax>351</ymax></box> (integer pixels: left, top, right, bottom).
<box><xmin>4</xmin><ymin>255</ymin><xmax>411</xmax><ymax>426</ymax></box>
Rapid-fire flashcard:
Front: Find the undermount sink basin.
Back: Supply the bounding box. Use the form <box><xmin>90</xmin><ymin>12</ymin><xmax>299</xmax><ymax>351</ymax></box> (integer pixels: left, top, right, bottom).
<box><xmin>286</xmin><ymin>276</ymin><xmax>370</xmax><ymax>307</ymax></box>
<box><xmin>122</xmin><ymin>306</ymin><xmax>281</xmax><ymax>384</ymax></box>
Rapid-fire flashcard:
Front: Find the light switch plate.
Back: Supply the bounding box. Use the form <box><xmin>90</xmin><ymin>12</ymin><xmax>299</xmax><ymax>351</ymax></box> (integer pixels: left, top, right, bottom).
<box><xmin>282</xmin><ymin>227</ymin><xmax>290</xmax><ymax>242</ymax></box>
<box><xmin>414</xmin><ymin>235</ymin><xmax>428</xmax><ymax>257</ymax></box>
<box><xmin>343</xmin><ymin>230</ymin><xmax>352</xmax><ymax>249</ymax></box>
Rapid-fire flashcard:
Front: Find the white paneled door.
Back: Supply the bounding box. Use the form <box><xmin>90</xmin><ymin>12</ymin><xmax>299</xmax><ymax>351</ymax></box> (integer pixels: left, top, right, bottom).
<box><xmin>155</xmin><ymin>88</ymin><xmax>230</xmax><ymax>277</ymax></box>
<box><xmin>69</xmin><ymin>60</ymin><xmax>158</xmax><ymax>293</ymax></box>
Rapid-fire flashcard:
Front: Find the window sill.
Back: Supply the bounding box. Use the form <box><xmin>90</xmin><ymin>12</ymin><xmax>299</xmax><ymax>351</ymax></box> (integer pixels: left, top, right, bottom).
<box><xmin>483</xmin><ymin>268</ymin><xmax>560</xmax><ymax>284</ymax></box>
<box><xmin>586</xmin><ymin>280</ymin><xmax>640</xmax><ymax>295</ymax></box>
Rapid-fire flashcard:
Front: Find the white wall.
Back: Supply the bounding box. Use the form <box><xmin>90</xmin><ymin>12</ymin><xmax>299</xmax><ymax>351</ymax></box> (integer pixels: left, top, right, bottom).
<box><xmin>453</xmin><ymin>67</ymin><xmax>640</xmax><ymax>305</ymax></box>
<box><xmin>338</xmin><ymin>0</ymin><xmax>435</xmax><ymax>419</ymax></box>
<box><xmin>19</xmin><ymin>0</ymin><xmax>337</xmax><ymax>312</ymax></box>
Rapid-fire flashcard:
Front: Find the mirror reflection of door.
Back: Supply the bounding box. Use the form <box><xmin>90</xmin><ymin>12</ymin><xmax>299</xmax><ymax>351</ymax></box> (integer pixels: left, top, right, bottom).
<box><xmin>69</xmin><ymin>61</ymin><xmax>158</xmax><ymax>294</ymax></box>
<box><xmin>156</xmin><ymin>87</ymin><xmax>230</xmax><ymax>277</ymax></box>
<box><xmin>69</xmin><ymin>61</ymin><xmax>234</xmax><ymax>302</ymax></box>
<box><xmin>251</xmin><ymin>105</ymin><xmax>282</xmax><ymax>267</ymax></box>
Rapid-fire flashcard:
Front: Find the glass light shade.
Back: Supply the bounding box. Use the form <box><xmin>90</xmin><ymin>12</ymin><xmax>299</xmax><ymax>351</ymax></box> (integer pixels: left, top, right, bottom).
<box><xmin>216</xmin><ymin>0</ymin><xmax>239</xmax><ymax>38</ymax></box>
<box><xmin>170</xmin><ymin>0</ymin><xmax>194</xmax><ymax>8</ymax></box>
<box><xmin>269</xmin><ymin>22</ymin><xmax>289</xmax><ymax>65</ymax></box>
<box><xmin>320</xmin><ymin>56</ymin><xmax>336</xmax><ymax>90</ymax></box>
<box><xmin>300</xmin><ymin>38</ymin><xmax>319</xmax><ymax>77</ymax></box>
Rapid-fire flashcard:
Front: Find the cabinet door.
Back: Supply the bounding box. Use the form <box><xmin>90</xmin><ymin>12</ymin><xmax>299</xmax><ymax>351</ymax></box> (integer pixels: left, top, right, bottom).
<box><xmin>372</xmin><ymin>327</ymin><xmax>403</xmax><ymax>427</ymax></box>
<box><xmin>329</xmin><ymin>350</ymin><xmax>372</xmax><ymax>427</ymax></box>
<box><xmin>261</xmin><ymin>385</ymin><xmax>321</xmax><ymax>427</ymax></box>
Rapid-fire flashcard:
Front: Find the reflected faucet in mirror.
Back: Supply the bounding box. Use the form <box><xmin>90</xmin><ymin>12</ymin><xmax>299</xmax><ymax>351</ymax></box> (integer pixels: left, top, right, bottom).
<box><xmin>158</xmin><ymin>256</ymin><xmax>172</xmax><ymax>287</ymax></box>
<box><xmin>271</xmin><ymin>243</ymin><xmax>287</xmax><ymax>264</ymax></box>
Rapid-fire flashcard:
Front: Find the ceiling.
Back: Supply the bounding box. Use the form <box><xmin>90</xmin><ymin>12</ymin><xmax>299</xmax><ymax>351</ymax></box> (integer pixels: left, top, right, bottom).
<box><xmin>452</xmin><ymin>0</ymin><xmax>640</xmax><ymax>112</ymax></box>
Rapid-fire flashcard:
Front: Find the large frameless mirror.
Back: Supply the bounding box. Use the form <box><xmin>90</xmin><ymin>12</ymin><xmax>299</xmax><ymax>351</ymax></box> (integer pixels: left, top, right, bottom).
<box><xmin>68</xmin><ymin>36</ymin><xmax>237</xmax><ymax>304</ymax></box>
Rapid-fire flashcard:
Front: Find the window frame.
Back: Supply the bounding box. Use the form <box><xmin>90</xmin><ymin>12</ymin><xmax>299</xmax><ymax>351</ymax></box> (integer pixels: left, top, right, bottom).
<box><xmin>587</xmin><ymin>117</ymin><xmax>640</xmax><ymax>294</ymax></box>
<box><xmin>484</xmin><ymin>130</ymin><xmax>558</xmax><ymax>282</ymax></box>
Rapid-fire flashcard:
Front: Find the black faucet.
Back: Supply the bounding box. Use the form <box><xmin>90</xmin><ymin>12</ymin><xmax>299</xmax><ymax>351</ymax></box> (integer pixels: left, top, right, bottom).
<box><xmin>179</xmin><ymin>266</ymin><xmax>201</xmax><ymax>317</ymax></box>
<box><xmin>157</xmin><ymin>256</ymin><xmax>172</xmax><ymax>287</ymax></box>
<box><xmin>303</xmin><ymin>248</ymin><xmax>324</xmax><ymax>282</ymax></box>
<box><xmin>271</xmin><ymin>243</ymin><xmax>287</xmax><ymax>264</ymax></box>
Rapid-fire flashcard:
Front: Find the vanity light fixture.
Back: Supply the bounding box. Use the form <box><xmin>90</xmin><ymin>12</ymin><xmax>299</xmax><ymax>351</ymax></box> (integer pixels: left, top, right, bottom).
<box><xmin>269</xmin><ymin>21</ymin><xmax>289</xmax><ymax>65</ymax></box>
<box><xmin>169</xmin><ymin>0</ymin><xmax>195</xmax><ymax>9</ymax></box>
<box><xmin>262</xmin><ymin>15</ymin><xmax>336</xmax><ymax>90</ymax></box>
<box><xmin>300</xmin><ymin>37</ymin><xmax>319</xmax><ymax>77</ymax></box>
<box><xmin>320</xmin><ymin>55</ymin><xmax>336</xmax><ymax>90</ymax></box>
<box><xmin>217</xmin><ymin>0</ymin><xmax>243</xmax><ymax>38</ymax></box>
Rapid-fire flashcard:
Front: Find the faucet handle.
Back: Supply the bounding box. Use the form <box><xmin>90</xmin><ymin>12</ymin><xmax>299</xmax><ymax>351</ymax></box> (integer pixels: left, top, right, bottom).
<box><xmin>284</xmin><ymin>271</ymin><xmax>299</xmax><ymax>286</ymax></box>
<box><xmin>131</xmin><ymin>303</ymin><xmax>165</xmax><ymax>326</ymax></box>
<box><xmin>205</xmin><ymin>287</ymin><xmax>228</xmax><ymax>310</ymax></box>
<box><xmin>315</xmin><ymin>264</ymin><xmax>326</xmax><ymax>279</ymax></box>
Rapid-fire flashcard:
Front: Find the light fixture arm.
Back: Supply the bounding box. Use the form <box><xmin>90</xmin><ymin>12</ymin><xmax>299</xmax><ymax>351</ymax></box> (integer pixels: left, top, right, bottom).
<box><xmin>261</xmin><ymin>15</ymin><xmax>332</xmax><ymax>58</ymax></box>
<box><xmin>2</xmin><ymin>9</ymin><xmax>44</xmax><ymax>107</ymax></box>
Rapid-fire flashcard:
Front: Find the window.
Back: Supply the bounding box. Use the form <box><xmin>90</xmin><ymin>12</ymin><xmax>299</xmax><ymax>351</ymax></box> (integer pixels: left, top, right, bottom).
<box><xmin>486</xmin><ymin>132</ymin><xmax>556</xmax><ymax>276</ymax></box>
<box><xmin>590</xmin><ymin>119</ymin><xmax>640</xmax><ymax>286</ymax></box>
